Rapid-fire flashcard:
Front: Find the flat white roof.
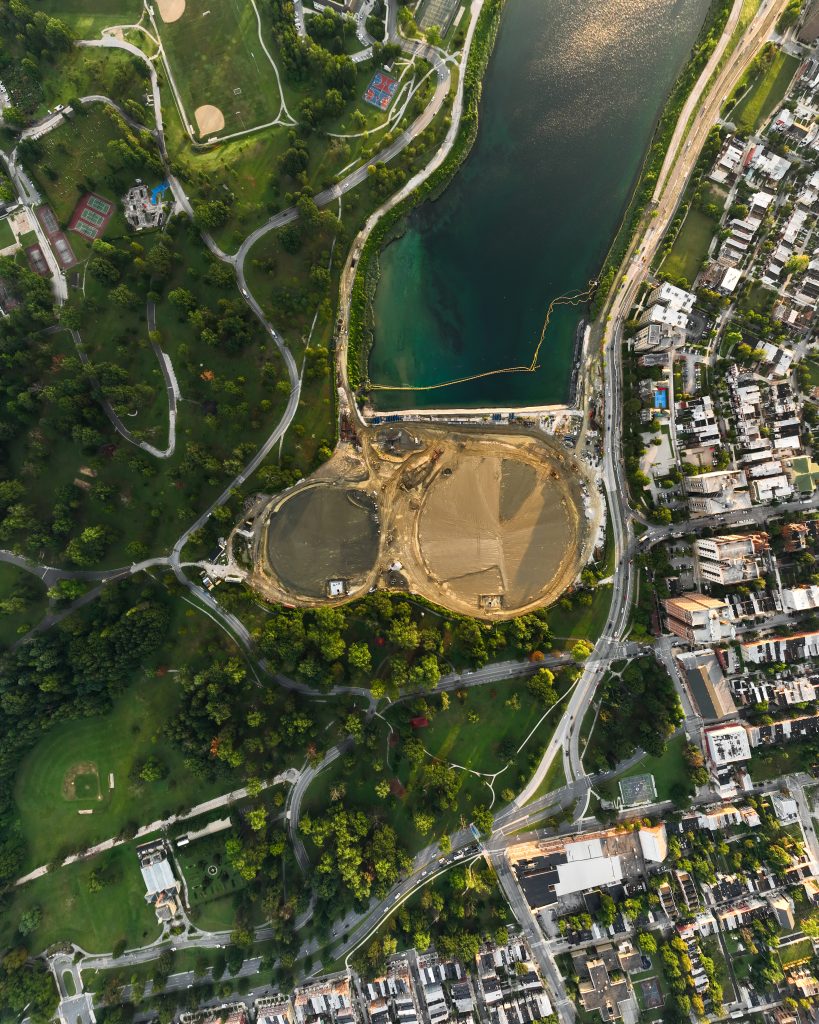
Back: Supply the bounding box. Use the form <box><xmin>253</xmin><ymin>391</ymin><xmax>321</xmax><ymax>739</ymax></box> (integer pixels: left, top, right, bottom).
<box><xmin>554</xmin><ymin>855</ymin><xmax>623</xmax><ymax>897</ymax></box>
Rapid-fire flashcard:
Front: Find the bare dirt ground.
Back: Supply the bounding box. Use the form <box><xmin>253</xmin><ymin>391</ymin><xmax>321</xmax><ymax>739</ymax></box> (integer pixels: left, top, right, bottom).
<box><xmin>195</xmin><ymin>104</ymin><xmax>225</xmax><ymax>135</ymax></box>
<box><xmin>157</xmin><ymin>0</ymin><xmax>186</xmax><ymax>23</ymax></box>
<box><xmin>241</xmin><ymin>423</ymin><xmax>597</xmax><ymax>620</ymax></box>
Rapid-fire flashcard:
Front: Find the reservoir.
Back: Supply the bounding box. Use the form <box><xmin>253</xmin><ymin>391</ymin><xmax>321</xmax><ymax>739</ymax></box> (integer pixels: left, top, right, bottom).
<box><xmin>369</xmin><ymin>0</ymin><xmax>712</xmax><ymax>409</ymax></box>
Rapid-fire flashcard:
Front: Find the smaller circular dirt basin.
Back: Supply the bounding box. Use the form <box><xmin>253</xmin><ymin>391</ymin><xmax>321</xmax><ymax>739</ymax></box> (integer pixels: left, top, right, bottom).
<box><xmin>266</xmin><ymin>485</ymin><xmax>379</xmax><ymax>598</ymax></box>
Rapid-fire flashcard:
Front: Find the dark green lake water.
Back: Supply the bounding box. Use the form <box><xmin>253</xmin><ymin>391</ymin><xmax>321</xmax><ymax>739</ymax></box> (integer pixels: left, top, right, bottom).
<box><xmin>369</xmin><ymin>0</ymin><xmax>712</xmax><ymax>409</ymax></box>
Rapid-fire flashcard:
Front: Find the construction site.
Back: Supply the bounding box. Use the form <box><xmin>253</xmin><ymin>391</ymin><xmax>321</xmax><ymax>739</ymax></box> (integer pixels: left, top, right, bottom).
<box><xmin>237</xmin><ymin>422</ymin><xmax>601</xmax><ymax>620</ymax></box>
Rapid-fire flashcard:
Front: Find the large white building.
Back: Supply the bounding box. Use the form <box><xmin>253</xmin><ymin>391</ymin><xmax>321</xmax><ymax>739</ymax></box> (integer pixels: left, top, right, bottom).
<box><xmin>704</xmin><ymin>724</ymin><xmax>753</xmax><ymax>767</ymax></box>
<box><xmin>664</xmin><ymin>594</ymin><xmax>736</xmax><ymax>644</ymax></box>
<box><xmin>781</xmin><ymin>585</ymin><xmax>819</xmax><ymax>612</ymax></box>
<box><xmin>695</xmin><ymin>533</ymin><xmax>769</xmax><ymax>586</ymax></box>
<box><xmin>647</xmin><ymin>282</ymin><xmax>696</xmax><ymax>313</ymax></box>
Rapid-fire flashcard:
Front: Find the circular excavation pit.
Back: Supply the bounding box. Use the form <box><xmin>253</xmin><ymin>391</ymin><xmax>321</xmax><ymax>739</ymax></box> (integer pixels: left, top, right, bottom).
<box><xmin>265</xmin><ymin>484</ymin><xmax>380</xmax><ymax>599</ymax></box>
<box><xmin>414</xmin><ymin>450</ymin><xmax>580</xmax><ymax>613</ymax></box>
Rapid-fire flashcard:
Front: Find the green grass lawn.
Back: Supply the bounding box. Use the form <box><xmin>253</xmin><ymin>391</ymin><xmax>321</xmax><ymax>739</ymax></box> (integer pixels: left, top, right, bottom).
<box><xmin>731</xmin><ymin>49</ymin><xmax>800</xmax><ymax>133</ymax></box>
<box><xmin>662</xmin><ymin>206</ymin><xmax>715</xmax><ymax>286</ymax></box>
<box><xmin>614</xmin><ymin>732</ymin><xmax>689</xmax><ymax>803</ymax></box>
<box><xmin>0</xmin><ymin>841</ymin><xmax>161</xmax><ymax>954</ymax></box>
<box><xmin>387</xmin><ymin>677</ymin><xmax>558</xmax><ymax>775</ymax></box>
<box><xmin>0</xmin><ymin>217</ymin><xmax>16</xmax><ymax>249</ymax></box>
<box><xmin>32</xmin><ymin>0</ymin><xmax>142</xmax><ymax>35</ymax></box>
<box><xmin>176</xmin><ymin>832</ymin><xmax>258</xmax><ymax>933</ymax></box>
<box><xmin>14</xmin><ymin>674</ymin><xmax>233</xmax><ymax>870</ymax></box>
<box><xmin>803</xmin><ymin>359</ymin><xmax>819</xmax><ymax>389</ymax></box>
<box><xmin>523</xmin><ymin>755</ymin><xmax>567</xmax><ymax>806</ymax></box>
<box><xmin>748</xmin><ymin>738</ymin><xmax>818</xmax><ymax>782</ymax></box>
<box><xmin>546</xmin><ymin>585</ymin><xmax>612</xmax><ymax>646</ymax></box>
<box><xmin>27</xmin><ymin>105</ymin><xmax>136</xmax><ymax>232</ymax></box>
<box><xmin>156</xmin><ymin>0</ymin><xmax>285</xmax><ymax>139</ymax></box>
<box><xmin>779</xmin><ymin>935</ymin><xmax>813</xmax><ymax>968</ymax></box>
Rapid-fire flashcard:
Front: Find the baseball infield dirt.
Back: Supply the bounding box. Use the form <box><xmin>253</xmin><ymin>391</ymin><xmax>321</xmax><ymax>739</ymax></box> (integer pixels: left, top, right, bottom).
<box><xmin>195</xmin><ymin>104</ymin><xmax>225</xmax><ymax>135</ymax></box>
<box><xmin>157</xmin><ymin>0</ymin><xmax>185</xmax><ymax>22</ymax></box>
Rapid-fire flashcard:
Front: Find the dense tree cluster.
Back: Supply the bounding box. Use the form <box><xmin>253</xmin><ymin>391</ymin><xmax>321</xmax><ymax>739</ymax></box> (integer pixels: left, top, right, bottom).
<box><xmin>266</xmin><ymin>0</ymin><xmax>357</xmax><ymax>101</ymax></box>
<box><xmin>0</xmin><ymin>947</ymin><xmax>58</xmax><ymax>1023</ymax></box>
<box><xmin>300</xmin><ymin>807</ymin><xmax>409</xmax><ymax>902</ymax></box>
<box><xmin>353</xmin><ymin>863</ymin><xmax>509</xmax><ymax>974</ymax></box>
<box><xmin>0</xmin><ymin>0</ymin><xmax>73</xmax><ymax>122</ymax></box>
<box><xmin>257</xmin><ymin>592</ymin><xmax>553</xmax><ymax>693</ymax></box>
<box><xmin>584</xmin><ymin>657</ymin><xmax>683</xmax><ymax>773</ymax></box>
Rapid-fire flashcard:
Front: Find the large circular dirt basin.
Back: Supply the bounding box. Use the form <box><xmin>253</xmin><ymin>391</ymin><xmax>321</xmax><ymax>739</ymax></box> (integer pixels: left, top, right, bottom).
<box><xmin>266</xmin><ymin>485</ymin><xmax>379</xmax><ymax>598</ymax></box>
<box><xmin>417</xmin><ymin>454</ymin><xmax>578</xmax><ymax>610</ymax></box>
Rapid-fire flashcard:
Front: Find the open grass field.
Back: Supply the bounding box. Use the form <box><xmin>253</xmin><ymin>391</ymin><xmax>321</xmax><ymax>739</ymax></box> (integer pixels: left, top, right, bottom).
<box><xmin>0</xmin><ymin>217</ymin><xmax>16</xmax><ymax>248</ymax></box>
<box><xmin>14</xmin><ymin>674</ymin><xmax>231</xmax><ymax>869</ymax></box>
<box><xmin>731</xmin><ymin>49</ymin><xmax>800</xmax><ymax>134</ymax></box>
<box><xmin>662</xmin><ymin>207</ymin><xmax>714</xmax><ymax>285</ymax></box>
<box><xmin>0</xmin><ymin>842</ymin><xmax>160</xmax><ymax>954</ymax></box>
<box><xmin>156</xmin><ymin>0</ymin><xmax>285</xmax><ymax>139</ymax></box>
<box><xmin>33</xmin><ymin>0</ymin><xmax>142</xmax><ymax>35</ymax></box>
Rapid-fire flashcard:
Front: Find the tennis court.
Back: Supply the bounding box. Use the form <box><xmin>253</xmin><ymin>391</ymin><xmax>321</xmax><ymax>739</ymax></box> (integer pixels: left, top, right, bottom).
<box><xmin>419</xmin><ymin>0</ymin><xmax>459</xmax><ymax>31</ymax></box>
<box><xmin>68</xmin><ymin>193</ymin><xmax>114</xmax><ymax>242</ymax></box>
<box><xmin>364</xmin><ymin>71</ymin><xmax>398</xmax><ymax>111</ymax></box>
<box><xmin>36</xmin><ymin>204</ymin><xmax>77</xmax><ymax>269</ymax></box>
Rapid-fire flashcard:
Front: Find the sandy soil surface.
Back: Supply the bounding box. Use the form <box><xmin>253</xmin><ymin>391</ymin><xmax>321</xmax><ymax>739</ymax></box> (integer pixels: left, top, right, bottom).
<box><xmin>417</xmin><ymin>454</ymin><xmax>572</xmax><ymax>609</ymax></box>
<box><xmin>195</xmin><ymin>104</ymin><xmax>225</xmax><ymax>135</ymax></box>
<box><xmin>157</xmin><ymin>0</ymin><xmax>185</xmax><ymax>23</ymax></box>
<box><xmin>243</xmin><ymin>424</ymin><xmax>597</xmax><ymax>620</ymax></box>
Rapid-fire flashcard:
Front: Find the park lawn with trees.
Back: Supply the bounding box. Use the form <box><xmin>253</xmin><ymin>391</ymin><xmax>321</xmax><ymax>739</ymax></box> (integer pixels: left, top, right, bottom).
<box><xmin>13</xmin><ymin>671</ymin><xmax>233</xmax><ymax>870</ymax></box>
<box><xmin>610</xmin><ymin>732</ymin><xmax>690</xmax><ymax>804</ymax></box>
<box><xmin>352</xmin><ymin>858</ymin><xmax>511</xmax><ymax>975</ymax></box>
<box><xmin>582</xmin><ymin>657</ymin><xmax>684</xmax><ymax>777</ymax></box>
<box><xmin>39</xmin><ymin>45</ymin><xmax>153</xmax><ymax>121</ymax></box>
<box><xmin>0</xmin><ymin>841</ymin><xmax>161</xmax><ymax>955</ymax></box>
<box><xmin>385</xmin><ymin>673</ymin><xmax>570</xmax><ymax>777</ymax></box>
<box><xmin>729</xmin><ymin>45</ymin><xmax>800</xmax><ymax>134</ymax></box>
<box><xmin>22</xmin><ymin>103</ymin><xmax>151</xmax><ymax>232</ymax></box>
<box><xmin>301</xmin><ymin>667</ymin><xmax>570</xmax><ymax>867</ymax></box>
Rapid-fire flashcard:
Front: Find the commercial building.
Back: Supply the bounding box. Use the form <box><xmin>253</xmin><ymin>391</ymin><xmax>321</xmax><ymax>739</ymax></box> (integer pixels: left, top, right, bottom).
<box><xmin>694</xmin><ymin>533</ymin><xmax>769</xmax><ymax>586</ymax></box>
<box><xmin>684</xmin><ymin>470</ymin><xmax>752</xmax><ymax>518</ymax></box>
<box><xmin>704</xmin><ymin>724</ymin><xmax>753</xmax><ymax>767</ymax></box>
<box><xmin>663</xmin><ymin>594</ymin><xmax>735</xmax><ymax>644</ymax></box>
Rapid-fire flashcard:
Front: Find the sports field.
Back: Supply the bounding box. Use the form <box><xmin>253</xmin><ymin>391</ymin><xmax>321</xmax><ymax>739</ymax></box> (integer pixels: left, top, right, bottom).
<box><xmin>14</xmin><ymin>678</ymin><xmax>230</xmax><ymax>869</ymax></box>
<box><xmin>156</xmin><ymin>0</ymin><xmax>285</xmax><ymax>138</ymax></box>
